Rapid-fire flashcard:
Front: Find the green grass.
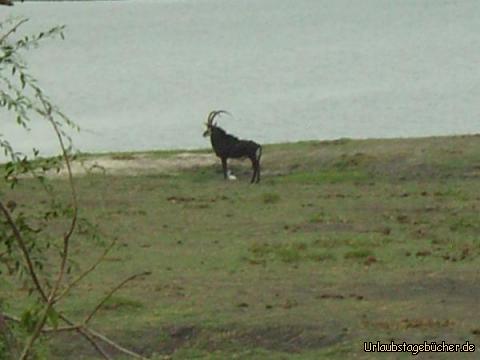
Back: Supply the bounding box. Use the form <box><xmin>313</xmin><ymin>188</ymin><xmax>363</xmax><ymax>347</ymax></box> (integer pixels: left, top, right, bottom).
<box><xmin>2</xmin><ymin>135</ymin><xmax>480</xmax><ymax>359</ymax></box>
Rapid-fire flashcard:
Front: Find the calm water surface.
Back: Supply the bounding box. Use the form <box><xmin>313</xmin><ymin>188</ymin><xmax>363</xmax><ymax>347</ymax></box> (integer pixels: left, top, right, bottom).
<box><xmin>3</xmin><ymin>0</ymin><xmax>480</xmax><ymax>157</ymax></box>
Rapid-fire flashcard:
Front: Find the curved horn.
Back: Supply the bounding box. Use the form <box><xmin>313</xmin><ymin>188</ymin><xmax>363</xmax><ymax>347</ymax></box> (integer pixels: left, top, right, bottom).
<box><xmin>207</xmin><ymin>110</ymin><xmax>217</xmax><ymax>125</ymax></box>
<box><xmin>209</xmin><ymin>110</ymin><xmax>231</xmax><ymax>125</ymax></box>
<box><xmin>206</xmin><ymin>110</ymin><xmax>232</xmax><ymax>127</ymax></box>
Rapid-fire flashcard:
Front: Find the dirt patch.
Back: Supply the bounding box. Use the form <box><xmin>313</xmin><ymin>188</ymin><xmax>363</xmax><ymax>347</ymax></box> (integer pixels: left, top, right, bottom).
<box><xmin>372</xmin><ymin>158</ymin><xmax>480</xmax><ymax>182</ymax></box>
<box><xmin>288</xmin><ymin>222</ymin><xmax>354</xmax><ymax>234</ymax></box>
<box><xmin>363</xmin><ymin>318</ymin><xmax>455</xmax><ymax>331</ymax></box>
<box><xmin>44</xmin><ymin>152</ymin><xmax>272</xmax><ymax>179</ymax></box>
<box><xmin>350</xmin><ymin>273</ymin><xmax>480</xmax><ymax>304</ymax></box>
<box><xmin>133</xmin><ymin>324</ymin><xmax>346</xmax><ymax>356</ymax></box>
<box><xmin>49</xmin><ymin>152</ymin><xmax>217</xmax><ymax>177</ymax></box>
<box><xmin>234</xmin><ymin>325</ymin><xmax>345</xmax><ymax>353</ymax></box>
<box><xmin>50</xmin><ymin>324</ymin><xmax>347</xmax><ymax>359</ymax></box>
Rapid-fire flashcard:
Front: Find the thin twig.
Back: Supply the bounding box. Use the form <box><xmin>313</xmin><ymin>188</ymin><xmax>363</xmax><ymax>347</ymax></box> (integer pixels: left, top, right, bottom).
<box><xmin>56</xmin><ymin>314</ymin><xmax>111</xmax><ymax>360</ymax></box>
<box><xmin>1</xmin><ymin>312</ymin><xmax>20</xmax><ymax>323</ymax></box>
<box><xmin>3</xmin><ymin>301</ymin><xmax>144</xmax><ymax>359</ymax></box>
<box><xmin>39</xmin><ymin>98</ymin><xmax>78</xmax><ymax>295</ymax></box>
<box><xmin>0</xmin><ymin>18</ymin><xmax>28</xmax><ymax>44</ymax></box>
<box><xmin>20</xmin><ymin>301</ymin><xmax>54</xmax><ymax>359</ymax></box>
<box><xmin>87</xmin><ymin>328</ymin><xmax>148</xmax><ymax>360</ymax></box>
<box><xmin>84</xmin><ymin>271</ymin><xmax>151</xmax><ymax>325</ymax></box>
<box><xmin>18</xmin><ymin>98</ymin><xmax>80</xmax><ymax>359</ymax></box>
<box><xmin>73</xmin><ymin>327</ymin><xmax>112</xmax><ymax>360</ymax></box>
<box><xmin>1</xmin><ymin>204</ymin><xmax>108</xmax><ymax>360</ymax></box>
<box><xmin>54</xmin><ymin>239</ymin><xmax>116</xmax><ymax>304</ymax></box>
<box><xmin>2</xmin><ymin>314</ymin><xmax>79</xmax><ymax>333</ymax></box>
<box><xmin>0</xmin><ymin>200</ymin><xmax>48</xmax><ymax>301</ymax></box>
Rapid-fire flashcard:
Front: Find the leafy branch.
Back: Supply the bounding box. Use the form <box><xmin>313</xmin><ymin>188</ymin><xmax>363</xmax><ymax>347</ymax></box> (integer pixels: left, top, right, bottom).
<box><xmin>0</xmin><ymin>17</ymin><xmax>151</xmax><ymax>359</ymax></box>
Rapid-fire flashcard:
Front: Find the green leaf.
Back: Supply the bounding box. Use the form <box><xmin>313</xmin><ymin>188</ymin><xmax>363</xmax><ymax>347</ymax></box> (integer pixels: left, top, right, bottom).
<box><xmin>20</xmin><ymin>73</ymin><xmax>26</xmax><ymax>89</ymax></box>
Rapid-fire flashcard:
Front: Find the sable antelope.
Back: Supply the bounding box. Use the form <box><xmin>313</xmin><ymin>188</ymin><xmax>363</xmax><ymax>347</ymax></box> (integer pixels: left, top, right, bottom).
<box><xmin>203</xmin><ymin>110</ymin><xmax>262</xmax><ymax>183</ymax></box>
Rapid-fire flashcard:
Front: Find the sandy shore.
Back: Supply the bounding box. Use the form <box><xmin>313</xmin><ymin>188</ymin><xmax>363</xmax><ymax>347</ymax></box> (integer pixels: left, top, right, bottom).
<box><xmin>52</xmin><ymin>152</ymin><xmax>217</xmax><ymax>177</ymax></box>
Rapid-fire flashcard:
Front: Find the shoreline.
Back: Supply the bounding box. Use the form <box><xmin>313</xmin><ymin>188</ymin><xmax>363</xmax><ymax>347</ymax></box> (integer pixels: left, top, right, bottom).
<box><xmin>5</xmin><ymin>133</ymin><xmax>479</xmax><ymax>178</ymax></box>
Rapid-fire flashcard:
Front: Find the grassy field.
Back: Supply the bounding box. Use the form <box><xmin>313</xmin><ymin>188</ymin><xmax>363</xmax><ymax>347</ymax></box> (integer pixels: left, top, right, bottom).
<box><xmin>2</xmin><ymin>135</ymin><xmax>480</xmax><ymax>359</ymax></box>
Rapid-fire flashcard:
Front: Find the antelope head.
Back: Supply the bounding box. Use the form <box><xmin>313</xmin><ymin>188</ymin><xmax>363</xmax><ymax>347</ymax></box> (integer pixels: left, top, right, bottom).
<box><xmin>203</xmin><ymin>110</ymin><xmax>230</xmax><ymax>137</ymax></box>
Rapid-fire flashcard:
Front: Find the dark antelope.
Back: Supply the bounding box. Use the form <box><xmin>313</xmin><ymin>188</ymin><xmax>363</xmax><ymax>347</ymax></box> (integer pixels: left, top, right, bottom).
<box><xmin>203</xmin><ymin>110</ymin><xmax>262</xmax><ymax>183</ymax></box>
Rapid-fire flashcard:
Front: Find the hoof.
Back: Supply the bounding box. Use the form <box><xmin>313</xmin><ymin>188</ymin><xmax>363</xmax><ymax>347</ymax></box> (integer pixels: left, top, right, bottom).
<box><xmin>227</xmin><ymin>170</ymin><xmax>237</xmax><ymax>180</ymax></box>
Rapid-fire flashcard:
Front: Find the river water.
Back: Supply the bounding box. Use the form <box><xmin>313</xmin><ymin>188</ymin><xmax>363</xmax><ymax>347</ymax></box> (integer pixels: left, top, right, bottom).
<box><xmin>3</xmin><ymin>0</ymin><xmax>479</xmax><ymax>158</ymax></box>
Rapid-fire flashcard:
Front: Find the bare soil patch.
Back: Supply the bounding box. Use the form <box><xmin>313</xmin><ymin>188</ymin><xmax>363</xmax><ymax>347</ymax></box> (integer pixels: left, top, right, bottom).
<box><xmin>52</xmin><ymin>152</ymin><xmax>217</xmax><ymax>177</ymax></box>
<box><xmin>358</xmin><ymin>273</ymin><xmax>480</xmax><ymax>303</ymax></box>
<box><xmin>50</xmin><ymin>323</ymin><xmax>347</xmax><ymax>359</ymax></box>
